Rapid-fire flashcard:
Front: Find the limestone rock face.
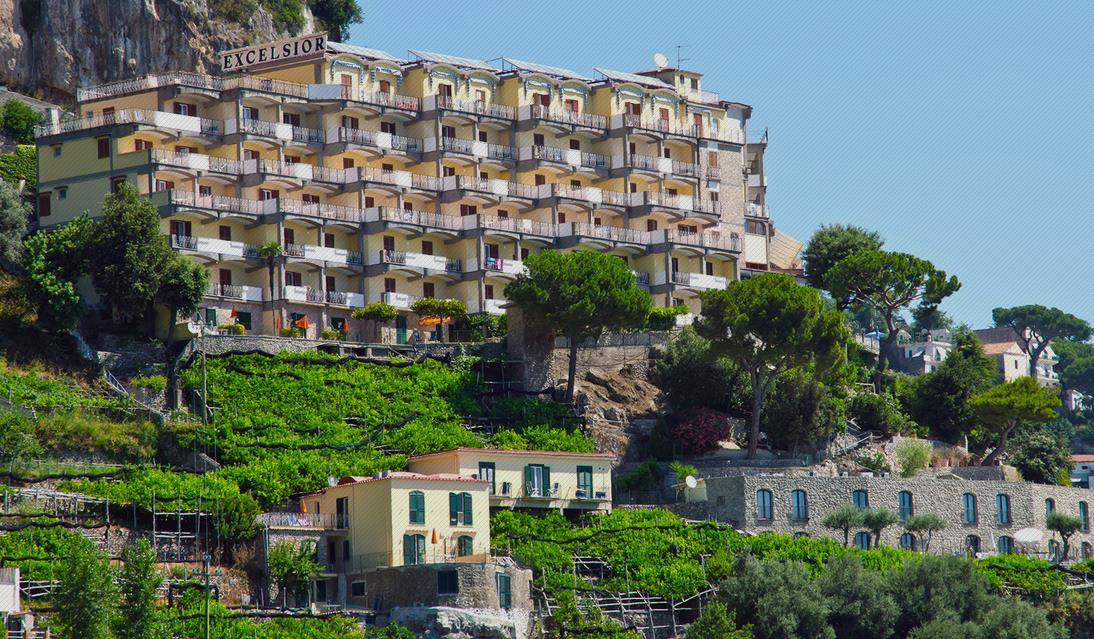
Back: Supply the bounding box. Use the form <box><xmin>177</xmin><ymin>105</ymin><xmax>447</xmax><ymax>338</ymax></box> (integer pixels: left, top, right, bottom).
<box><xmin>390</xmin><ymin>606</ymin><xmax>533</xmax><ymax>639</ymax></box>
<box><xmin>0</xmin><ymin>0</ymin><xmax>314</xmax><ymax>102</ymax></box>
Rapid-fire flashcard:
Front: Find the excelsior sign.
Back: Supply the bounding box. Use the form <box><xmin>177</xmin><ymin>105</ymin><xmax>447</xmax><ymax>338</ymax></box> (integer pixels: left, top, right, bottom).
<box><xmin>221</xmin><ymin>33</ymin><xmax>328</xmax><ymax>72</ymax></box>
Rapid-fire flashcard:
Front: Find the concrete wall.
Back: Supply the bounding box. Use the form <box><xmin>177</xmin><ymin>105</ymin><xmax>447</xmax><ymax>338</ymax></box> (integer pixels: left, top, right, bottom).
<box><xmin>362</xmin><ymin>561</ymin><xmax>531</xmax><ymax>612</ymax></box>
<box><xmin>705</xmin><ymin>475</ymin><xmax>1094</xmax><ymax>558</ymax></box>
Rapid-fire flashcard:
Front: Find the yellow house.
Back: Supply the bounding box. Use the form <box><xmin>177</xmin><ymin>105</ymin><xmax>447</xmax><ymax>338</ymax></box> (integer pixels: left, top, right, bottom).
<box><xmin>407</xmin><ymin>448</ymin><xmax>615</xmax><ymax>513</ymax></box>
<box><xmin>301</xmin><ymin>471</ymin><xmax>490</xmax><ymax>573</ymax></box>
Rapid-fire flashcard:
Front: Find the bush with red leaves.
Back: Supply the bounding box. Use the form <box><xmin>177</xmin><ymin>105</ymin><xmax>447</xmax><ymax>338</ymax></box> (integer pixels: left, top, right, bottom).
<box><xmin>672</xmin><ymin>408</ymin><xmax>732</xmax><ymax>455</ymax></box>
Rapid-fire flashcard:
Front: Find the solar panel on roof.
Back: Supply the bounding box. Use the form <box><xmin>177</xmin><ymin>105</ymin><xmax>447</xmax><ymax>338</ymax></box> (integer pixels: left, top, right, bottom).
<box><xmin>327</xmin><ymin>42</ymin><xmax>403</xmax><ymax>63</ymax></box>
<box><xmin>593</xmin><ymin>67</ymin><xmax>673</xmax><ymax>89</ymax></box>
<box><xmin>502</xmin><ymin>58</ymin><xmax>591</xmax><ymax>81</ymax></box>
<box><xmin>409</xmin><ymin>50</ymin><xmax>497</xmax><ymax>70</ymax></box>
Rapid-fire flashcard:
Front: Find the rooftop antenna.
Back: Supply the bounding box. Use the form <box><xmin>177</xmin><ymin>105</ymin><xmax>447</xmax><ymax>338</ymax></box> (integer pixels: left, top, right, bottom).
<box><xmin>675</xmin><ymin>44</ymin><xmax>691</xmax><ymax>70</ymax></box>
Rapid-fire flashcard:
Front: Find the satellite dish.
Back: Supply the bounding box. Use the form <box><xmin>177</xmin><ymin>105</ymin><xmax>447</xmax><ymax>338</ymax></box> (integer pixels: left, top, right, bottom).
<box><xmin>327</xmin><ymin>475</ymin><xmax>338</xmax><ymax>487</ymax></box>
<box><xmin>685</xmin><ymin>475</ymin><xmax>698</xmax><ymax>489</ymax></box>
<box><xmin>653</xmin><ymin>52</ymin><xmax>669</xmax><ymax>69</ymax></box>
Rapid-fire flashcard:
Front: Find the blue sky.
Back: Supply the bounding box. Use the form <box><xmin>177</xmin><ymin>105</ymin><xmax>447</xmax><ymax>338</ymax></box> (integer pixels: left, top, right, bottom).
<box><xmin>347</xmin><ymin>1</ymin><xmax>1094</xmax><ymax>327</ymax></box>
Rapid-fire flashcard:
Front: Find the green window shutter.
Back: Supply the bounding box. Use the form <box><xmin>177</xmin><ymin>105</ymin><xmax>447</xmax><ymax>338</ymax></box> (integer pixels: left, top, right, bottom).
<box><xmin>577</xmin><ymin>466</ymin><xmax>592</xmax><ymax>495</ymax></box>
<box><xmin>403</xmin><ymin>534</ymin><xmax>415</xmax><ymax>565</ymax></box>
<box><xmin>524</xmin><ymin>465</ymin><xmax>533</xmax><ymax>494</ymax></box>
<box><xmin>462</xmin><ymin>492</ymin><xmax>473</xmax><ymax>525</ymax></box>
<box><xmin>543</xmin><ymin>466</ymin><xmax>551</xmax><ymax>496</ymax></box>
<box><xmin>449</xmin><ymin>492</ymin><xmax>458</xmax><ymax>525</ymax></box>
<box><xmin>415</xmin><ymin>534</ymin><xmax>425</xmax><ymax>564</ymax></box>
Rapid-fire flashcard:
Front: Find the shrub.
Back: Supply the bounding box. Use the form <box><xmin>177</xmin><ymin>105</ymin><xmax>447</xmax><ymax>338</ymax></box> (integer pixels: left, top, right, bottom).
<box><xmin>279</xmin><ymin>326</ymin><xmax>302</xmax><ymax>338</ymax></box>
<box><xmin>129</xmin><ymin>374</ymin><xmax>166</xmax><ymax>393</ymax></box>
<box><xmin>218</xmin><ymin>323</ymin><xmax>245</xmax><ymax>335</ymax></box>
<box><xmin>1</xmin><ymin>100</ymin><xmax>42</xmax><ymax>145</ymax></box>
<box><xmin>853</xmin><ymin>451</ymin><xmax>891</xmax><ymax>474</ymax></box>
<box><xmin>670</xmin><ymin>460</ymin><xmax>698</xmax><ymax>482</ymax></box>
<box><xmin>647</xmin><ymin>304</ymin><xmax>687</xmax><ymax>331</ymax></box>
<box><xmin>616</xmin><ymin>460</ymin><xmax>662</xmax><ymax>493</ymax></box>
<box><xmin>672</xmin><ymin>407</ymin><xmax>732</xmax><ymax>455</ymax></box>
<box><xmin>848</xmin><ymin>391</ymin><xmax>918</xmax><ymax>435</ymax></box>
<box><xmin>894</xmin><ymin>439</ymin><xmax>932</xmax><ymax>477</ymax></box>
<box><xmin>654</xmin><ymin>327</ymin><xmax>750</xmax><ymax>414</ymax></box>
<box><xmin>320</xmin><ymin>329</ymin><xmax>344</xmax><ymax>340</ymax></box>
<box><xmin>352</xmin><ymin>303</ymin><xmax>398</xmax><ymax>323</ymax></box>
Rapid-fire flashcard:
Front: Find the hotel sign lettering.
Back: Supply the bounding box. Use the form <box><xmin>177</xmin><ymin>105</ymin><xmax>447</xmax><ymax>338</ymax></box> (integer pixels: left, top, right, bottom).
<box><xmin>221</xmin><ymin>33</ymin><xmax>328</xmax><ymax>72</ymax></box>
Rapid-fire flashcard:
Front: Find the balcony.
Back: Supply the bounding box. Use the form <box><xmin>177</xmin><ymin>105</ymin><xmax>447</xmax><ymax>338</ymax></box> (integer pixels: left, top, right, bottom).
<box><xmin>618</xmin><ymin>153</ymin><xmax>697</xmax><ymax>177</ymax></box>
<box><xmin>634</xmin><ymin>272</ymin><xmax>651</xmax><ymax>288</ymax></box>
<box><xmin>358</xmin><ymin>167</ymin><xmax>440</xmax><ymax>191</ymax></box>
<box><xmin>631</xmin><ymin>192</ymin><xmax>719</xmax><ymax>217</ymax></box>
<box><xmin>650</xmin><ymin>229</ymin><xmax>742</xmax><ymax>253</ymax></box>
<box><xmin>428</xmin><ymin>95</ymin><xmax>514</xmax><ymax>120</ymax></box>
<box><xmin>208</xmin><ymin>283</ymin><xmax>263</xmax><ymax>302</ymax></box>
<box><xmin>672</xmin><ymin>271</ymin><xmax>728</xmax><ymax>290</ymax></box>
<box><xmin>523</xmin><ymin>145</ymin><xmax>609</xmax><ymax>171</ymax></box>
<box><xmin>746</xmin><ymin>203</ymin><xmax>769</xmax><ymax>218</ymax></box>
<box><xmin>367</xmin><ymin>206</ymin><xmax>465</xmax><ymax>233</ymax></box>
<box><xmin>75</xmin><ymin>71</ymin><xmax>311</xmax><ymax>103</ymax></box>
<box><xmin>559</xmin><ymin>222</ymin><xmax>649</xmax><ymax>245</ymax></box>
<box><xmin>537</xmin><ymin>183</ymin><xmax>629</xmax><ymax>208</ymax></box>
<box><xmin>524</xmin><ymin>483</ymin><xmax>557</xmax><ymax>499</ymax></box>
<box><xmin>152</xmin><ymin>149</ymin><xmax>242</xmax><ymax>174</ymax></box>
<box><xmin>358</xmin><ymin>89</ymin><xmax>420</xmax><ymax>111</ymax></box>
<box><xmin>477</xmin><ymin>215</ymin><xmax>557</xmax><ymax>238</ymax></box>
<box><xmin>284</xmin><ymin>284</ymin><xmax>326</xmax><ymax>304</ymax></box>
<box><xmin>748</xmin><ymin>174</ymin><xmax>767</xmax><ymax>188</ymax></box>
<box><xmin>382</xmin><ymin>291</ymin><xmax>419</xmax><ymax>310</ymax></box>
<box><xmin>519</xmin><ymin>104</ymin><xmax>607</xmax><ymax>129</ymax></box>
<box><xmin>328</xmin><ymin>127</ymin><xmax>420</xmax><ymax>153</ymax></box>
<box><xmin>245</xmin><ymin>159</ymin><xmax>351</xmax><ymax>185</ymax></box>
<box><xmin>37</xmin><ymin>108</ymin><xmax>222</xmax><ymax>138</ymax></box>
<box><xmin>258</xmin><ymin>512</ymin><xmax>339</xmax><ymax>529</ymax></box>
<box><xmin>157</xmin><ymin>190</ymin><xmax>274</xmax><ymax>217</ymax></box>
<box><xmin>278</xmin><ymin>198</ymin><xmax>368</xmax><ymax>224</ymax></box>
<box><xmin>283</xmin><ymin>242</ymin><xmax>363</xmax><ymax>266</ymax></box>
<box><xmin>227</xmin><ymin>118</ymin><xmax>321</xmax><ymax>144</ymax></box>
<box><xmin>378</xmin><ymin>249</ymin><xmax>461</xmax><ymax>273</ymax></box>
<box><xmin>442</xmin><ymin>176</ymin><xmax>535</xmax><ymax>199</ymax></box>
<box><xmin>168</xmin><ymin>234</ymin><xmax>254</xmax><ymax>259</ymax></box>
<box><xmin>484</xmin><ymin>298</ymin><xmax>507</xmax><ymax>315</ymax></box>
<box><xmin>325</xmin><ymin>290</ymin><xmax>365</xmax><ymax>307</ymax></box>
<box><xmin>483</xmin><ymin>256</ymin><xmax>526</xmax><ymax>276</ymax></box>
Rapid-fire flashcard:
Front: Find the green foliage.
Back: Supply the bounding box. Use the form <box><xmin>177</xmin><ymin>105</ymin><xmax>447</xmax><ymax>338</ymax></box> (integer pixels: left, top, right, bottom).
<box><xmin>364</xmin><ymin>623</ymin><xmax>418</xmax><ymax>639</ymax></box>
<box><xmin>353</xmin><ymin>302</ymin><xmax>398</xmax><ymax>323</ymax></box>
<box><xmin>0</xmin><ymin>144</ymin><xmax>37</xmax><ymax>189</ymax></box>
<box><xmin>817</xmin><ymin>555</ymin><xmax>898</xmax><ymax>639</ymax></box>
<box><xmin>825</xmin><ymin>250</ymin><xmax>960</xmax><ymax>377</ymax></box>
<box><xmin>891</xmin><ymin>555</ymin><xmax>996</xmax><ymax>635</ymax></box>
<box><xmin>853</xmin><ymin>450</ymin><xmax>891</xmax><ymax>474</ymax></box>
<box><xmin>156</xmin><ymin>253</ymin><xmax>209</xmax><ymax>328</ymax></box>
<box><xmin>848</xmin><ymin>391</ymin><xmax>916</xmax><ymax>435</ymax></box>
<box><xmin>685</xmin><ymin>600</ymin><xmax>753</xmax><ymax>639</ymax></box>
<box><xmin>21</xmin><ymin>214</ymin><xmax>92</xmax><ymax>330</ymax></box>
<box><xmin>268</xmin><ymin>540</ymin><xmax>322</xmax><ymax>604</ymax></box>
<box><xmin>0</xmin><ymin>178</ymin><xmax>28</xmax><ymax>263</ymax></box>
<box><xmin>653</xmin><ymin>326</ymin><xmax>750</xmax><ymax>415</ymax></box>
<box><xmin>616</xmin><ymin>460</ymin><xmax>662</xmax><ymax>493</ymax></box>
<box><xmin>894</xmin><ymin>439</ymin><xmax>933</xmax><ymax>477</ymax></box>
<box><xmin>971</xmin><ymin>376</ymin><xmax>1061</xmax><ymax>465</ymax></box>
<box><xmin>1010</xmin><ymin>428</ymin><xmax>1070</xmax><ymax>484</ymax></box>
<box><xmin>1046</xmin><ymin>512</ymin><xmax>1084</xmax><ymax>562</ymax></box>
<box><xmin>993</xmin><ymin>305</ymin><xmax>1092</xmax><ymax>377</ymax></box>
<box><xmin>0</xmin><ymin>525</ymin><xmax>85</xmax><ymax>580</ymax></box>
<box><xmin>130</xmin><ymin>374</ymin><xmax>167</xmax><ymax>393</ymax></box>
<box><xmin>320</xmin><ymin>328</ymin><xmax>344</xmax><ymax>340</ymax></box>
<box><xmin>670</xmin><ymin>460</ymin><xmax>698</xmax><ymax>482</ymax></box>
<box><xmin>0</xmin><ymin>409</ymin><xmax>42</xmax><ymax>459</ymax></box>
<box><xmin>863</xmin><ymin>508</ymin><xmax>900</xmax><ymax>547</ymax></box>
<box><xmin>455</xmin><ymin>312</ymin><xmax>507</xmax><ymax>341</ymax></box>
<box><xmin>489</xmin><ymin>423</ymin><xmax>593</xmax><ymax>453</ymax></box>
<box><xmin>903</xmin><ymin>513</ymin><xmax>946</xmax><ymax>553</ymax></box>
<box><xmin>0</xmin><ymin>99</ymin><xmax>42</xmax><ymax>144</ymax></box>
<box><xmin>218</xmin><ymin>322</ymin><xmax>245</xmax><ymax>335</ymax></box>
<box><xmin>802</xmin><ymin>223</ymin><xmax>883</xmax><ymax>290</ymax></box>
<box><xmin>823</xmin><ymin>503</ymin><xmax>865</xmax><ymax>546</ymax></box>
<box><xmin>1055</xmin><ymin>339</ymin><xmax>1094</xmax><ymax>396</ymax></box>
<box><xmin>0</xmin><ymin>358</ymin><xmax>128</xmax><ymax>409</ymax></box>
<box><xmin>720</xmin><ymin>552</ymin><xmax>835</xmax><ymax>639</ymax></box>
<box><xmin>762</xmin><ymin>368</ymin><xmax>846</xmax><ymax>451</ymax></box>
<box><xmin>905</xmin><ymin>329</ymin><xmax>999</xmax><ymax>442</ymax></box>
<box><xmin>170</xmin><ymin>588</ymin><xmax>362</xmax><ymax>638</ymax></box>
<box><xmin>309</xmin><ymin>0</ymin><xmax>363</xmax><ymax>41</ymax></box>
<box><xmin>214</xmin><ymin>491</ymin><xmax>262</xmax><ymax>541</ymax></box>
<box><xmin>647</xmin><ymin>304</ymin><xmax>687</xmax><ymax>330</ymax></box>
<box><xmin>262</xmin><ymin>0</ymin><xmax>307</xmax><ymax>33</ymax></box>
<box><xmin>411</xmin><ymin>296</ymin><xmax>468</xmax><ymax>321</ymax></box>
<box><xmin>697</xmin><ymin>273</ymin><xmax>848</xmax><ymax>458</ymax></box>
<box><xmin>976</xmin><ymin>553</ymin><xmax>1067</xmax><ymax>594</ymax></box>
<box><xmin>117</xmin><ymin>538</ymin><xmax>169</xmax><ymax>639</ymax></box>
<box><xmin>54</xmin><ymin>536</ymin><xmax>119</xmax><ymax>639</ymax></box>
<box><xmin>910</xmin><ymin>304</ymin><xmax>954</xmax><ymax>334</ymax></box>
<box><xmin>88</xmin><ymin>183</ymin><xmax>172</xmax><ymax>326</ymax></box>
<box><xmin>33</xmin><ymin>411</ymin><xmax>157</xmax><ymax>460</ymax></box>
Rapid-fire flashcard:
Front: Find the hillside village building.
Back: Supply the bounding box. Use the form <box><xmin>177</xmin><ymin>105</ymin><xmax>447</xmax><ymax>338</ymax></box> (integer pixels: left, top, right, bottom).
<box><xmin>974</xmin><ymin>327</ymin><xmax>1059</xmax><ymax>386</ymax></box>
<box><xmin>34</xmin><ymin>33</ymin><xmax>795</xmax><ymax>341</ymax></box>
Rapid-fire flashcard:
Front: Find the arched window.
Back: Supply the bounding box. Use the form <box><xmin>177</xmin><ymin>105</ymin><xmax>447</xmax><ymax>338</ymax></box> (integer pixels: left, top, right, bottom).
<box><xmin>898</xmin><ymin>491</ymin><xmax>914</xmax><ymax>522</ymax></box>
<box><xmin>962</xmin><ymin>493</ymin><xmax>977</xmax><ymax>524</ymax></box>
<box><xmin>998</xmin><ymin>536</ymin><xmax>1013</xmax><ymax>554</ymax></box>
<box><xmin>1082</xmin><ymin>542</ymin><xmax>1092</xmax><ymax>560</ymax></box>
<box><xmin>1049</xmin><ymin>540</ymin><xmax>1061</xmax><ymax>563</ymax></box>
<box><xmin>790</xmin><ymin>490</ymin><xmax>808</xmax><ymax>522</ymax></box>
<box><xmin>457</xmin><ymin>535</ymin><xmax>474</xmax><ymax>557</ymax></box>
<box><xmin>1081</xmin><ymin>502</ymin><xmax>1090</xmax><ymax>533</ymax></box>
<box><xmin>409</xmin><ymin>490</ymin><xmax>425</xmax><ymax>524</ymax></box>
<box><xmin>854</xmin><ymin>532</ymin><xmax>870</xmax><ymax>550</ymax></box>
<box><xmin>755</xmin><ymin>489</ymin><xmax>773</xmax><ymax>522</ymax></box>
<box><xmin>852</xmin><ymin>490</ymin><xmax>869</xmax><ymax>510</ymax></box>
<box><xmin>900</xmin><ymin>533</ymin><xmax>916</xmax><ymax>551</ymax></box>
<box><xmin>1045</xmin><ymin>498</ymin><xmax>1055</xmax><ymax>517</ymax></box>
<box><xmin>996</xmin><ymin>494</ymin><xmax>1011</xmax><ymax>525</ymax></box>
<box><xmin>965</xmin><ymin>535</ymin><xmax>980</xmax><ymax>554</ymax></box>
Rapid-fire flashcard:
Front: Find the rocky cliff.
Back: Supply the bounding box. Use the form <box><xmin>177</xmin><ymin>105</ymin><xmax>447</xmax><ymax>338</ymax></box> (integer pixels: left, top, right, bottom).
<box><xmin>0</xmin><ymin>0</ymin><xmax>314</xmax><ymax>104</ymax></box>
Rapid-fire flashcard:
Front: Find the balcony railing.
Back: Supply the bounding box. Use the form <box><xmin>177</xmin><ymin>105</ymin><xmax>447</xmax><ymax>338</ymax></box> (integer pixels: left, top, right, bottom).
<box><xmin>672</xmin><ymin>271</ymin><xmax>728</xmax><ymax>290</ymax></box>
<box><xmin>75</xmin><ymin>71</ymin><xmax>311</xmax><ymax>104</ymax></box>
<box><xmin>527</xmin><ymin>104</ymin><xmax>607</xmax><ymax>128</ymax></box>
<box><xmin>333</xmin><ymin>127</ymin><xmax>420</xmax><ymax>152</ymax></box>
<box><xmin>163</xmin><ymin>190</ymin><xmax>271</xmax><ymax>216</ymax></box>
<box><xmin>151</xmin><ymin>149</ymin><xmax>242</xmax><ymax>174</ymax></box>
<box><xmin>382</xmin><ymin>291</ymin><xmax>419</xmax><ymax>310</ymax></box>
<box><xmin>442</xmin><ymin>136</ymin><xmax>475</xmax><ymax>154</ymax></box>
<box><xmin>483</xmin><ymin>256</ymin><xmax>526</xmax><ymax>275</ymax></box>
<box><xmin>258</xmin><ymin>512</ymin><xmax>337</xmax><ymax>529</ymax></box>
<box><xmin>326</xmin><ymin>290</ymin><xmax>365</xmax><ymax>306</ymax></box>
<box><xmin>746</xmin><ymin>203</ymin><xmax>769</xmax><ymax>218</ymax></box>
<box><xmin>37</xmin><ymin>108</ymin><xmax>223</xmax><ymax>138</ymax></box>
<box><xmin>487</xmin><ymin>143</ymin><xmax>515</xmax><ymax>161</ymax></box>
<box><xmin>436</xmin><ymin>95</ymin><xmax>514</xmax><ymax>119</ymax></box>
<box><xmin>208</xmin><ymin>283</ymin><xmax>263</xmax><ymax>302</ymax></box>
<box><xmin>369</xmin><ymin>206</ymin><xmax>464</xmax><ymax>231</ymax></box>
<box><xmin>562</xmin><ymin>223</ymin><xmax>649</xmax><ymax>245</ymax></box>
<box><xmin>278</xmin><ymin>198</ymin><xmax>368</xmax><ymax>224</ymax></box>
<box><xmin>656</xmin><ymin>229</ymin><xmax>742</xmax><ymax>252</ymax></box>
<box><xmin>380</xmin><ymin>249</ymin><xmax>461</xmax><ymax>273</ymax></box>
<box><xmin>634</xmin><ymin>192</ymin><xmax>719</xmax><ymax>216</ymax></box>
<box><xmin>359</xmin><ymin>89</ymin><xmax>420</xmax><ymax>111</ymax></box>
<box><xmin>478</xmin><ymin>215</ymin><xmax>557</xmax><ymax>237</ymax></box>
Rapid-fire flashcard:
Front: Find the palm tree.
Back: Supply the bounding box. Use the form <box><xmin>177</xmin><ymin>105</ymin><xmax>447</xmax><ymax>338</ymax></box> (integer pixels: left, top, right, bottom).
<box><xmin>256</xmin><ymin>242</ymin><xmax>283</xmax><ymax>329</ymax></box>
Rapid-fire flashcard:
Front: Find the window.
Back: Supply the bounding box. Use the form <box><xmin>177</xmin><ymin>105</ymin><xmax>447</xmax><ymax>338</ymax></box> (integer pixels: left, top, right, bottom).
<box><xmin>966</xmin><ymin>535</ymin><xmax>980</xmax><ymax>554</ymax></box>
<box><xmin>37</xmin><ymin>193</ymin><xmax>51</xmax><ymax>217</ymax></box>
<box><xmin>260</xmin><ymin>188</ymin><xmax>278</xmax><ymax>200</ymax></box>
<box><xmin>457</xmin><ymin>535</ymin><xmax>474</xmax><ymax>557</ymax></box>
<box><xmin>285</xmin><ymin>271</ymin><xmax>302</xmax><ymax>287</ymax></box>
<box><xmin>998</xmin><ymin>536</ymin><xmax>1013</xmax><ymax>554</ymax></box>
<box><xmin>755</xmin><ymin>489</ymin><xmax>772</xmax><ymax>522</ymax></box>
<box><xmin>242</xmin><ymin>106</ymin><xmax>258</xmax><ymax>121</ymax></box>
<box><xmin>403</xmin><ymin>533</ymin><xmax>425</xmax><ymax>565</ymax></box>
<box><xmin>1082</xmin><ymin>502</ymin><xmax>1090</xmax><ymax>532</ymax></box>
<box><xmin>900</xmin><ymin>533</ymin><xmax>916</xmax><ymax>551</ymax></box>
<box><xmin>423</xmin><ymin>282</ymin><xmax>435</xmax><ymax>299</ymax></box>
<box><xmin>172</xmin><ymin>102</ymin><xmax>196</xmax><ymax>116</ymax></box>
<box><xmin>996</xmin><ymin>494</ymin><xmax>1011</xmax><ymax>525</ymax></box>
<box><xmin>384</xmin><ymin>278</ymin><xmax>396</xmax><ymax>293</ymax></box>
<box><xmin>134</xmin><ymin>139</ymin><xmax>152</xmax><ymax>151</ymax></box>
<box><xmin>646</xmin><ymin>219</ymin><xmax>658</xmax><ymax>232</ymax></box>
<box><xmin>381</xmin><ymin>121</ymin><xmax>396</xmax><ymax>135</ymax></box>
<box><xmin>449</xmin><ymin>492</ymin><xmax>473</xmax><ymax>526</ymax></box>
<box><xmin>534</xmin><ymin>174</ymin><xmax>545</xmax><ymax>186</ymax></box>
<box><xmin>497</xmin><ymin>573</ymin><xmax>512</xmax><ymax>610</ymax></box>
<box><xmin>564</xmin><ymin>99</ymin><xmax>579</xmax><ymax>112</ymax></box>
<box><xmin>219</xmin><ymin>225</ymin><xmax>232</xmax><ymax>241</ymax></box>
<box><xmin>533</xmin><ymin>92</ymin><xmax>549</xmax><ymax>107</ymax></box>
<box><xmin>111</xmin><ymin>176</ymin><xmax>127</xmax><ymax>193</ymax></box>
<box><xmin>962</xmin><ymin>493</ymin><xmax>977</xmax><ymax>524</ymax></box>
<box><xmin>460</xmin><ymin>204</ymin><xmax>478</xmax><ymax>216</ymax></box>
<box><xmin>282</xmin><ymin>112</ymin><xmax>301</xmax><ymax>127</ymax></box>
<box><xmin>218</xmin><ymin>269</ymin><xmax>232</xmax><ymax>286</ymax></box>
<box><xmin>51</xmin><ymin>144</ymin><xmax>61</xmax><ymax>157</ymax></box>
<box><xmin>438</xmin><ymin>83</ymin><xmax>453</xmax><ymax>98</ymax></box>
<box><xmin>524</xmin><ymin>464</ymin><xmax>550</xmax><ymax>497</ymax></box>
<box><xmin>236</xmin><ymin>311</ymin><xmax>252</xmax><ymax>330</ymax></box>
<box><xmin>1046</xmin><ymin>498</ymin><xmax>1055</xmax><ymax>517</ymax></box>
<box><xmin>789</xmin><ymin>490</ymin><xmax>808</xmax><ymax>522</ymax></box>
<box><xmin>898</xmin><ymin>491</ymin><xmax>913</xmax><ymax>521</ymax></box>
<box><xmin>854</xmin><ymin>532</ymin><xmax>870</xmax><ymax>550</ymax></box>
<box><xmin>409</xmin><ymin>490</ymin><xmax>425</xmax><ymax>524</ymax></box>
<box><xmin>438</xmin><ymin>570</ymin><xmax>459</xmax><ymax>595</ymax></box>
<box><xmin>283</xmin><ymin>228</ymin><xmax>295</xmax><ymax>245</ymax></box>
<box><xmin>379</xmin><ymin>79</ymin><xmax>391</xmax><ymax>93</ymax></box>
<box><xmin>442</xmin><ymin>125</ymin><xmax>456</xmax><ymax>139</ymax></box>
<box><xmin>1049</xmin><ymin>540</ymin><xmax>1061</xmax><ymax>563</ymax></box>
<box><xmin>343</xmin><ymin>157</ymin><xmax>355</xmax><ymax>169</ymax></box>
<box><xmin>484</xmin><ymin>285</ymin><xmax>494</xmax><ymax>300</ymax></box>
<box><xmin>97</xmin><ymin>137</ymin><xmax>110</xmax><ymax>159</ymax></box>
<box><xmin>577</xmin><ymin>466</ymin><xmax>593</xmax><ymax>498</ymax></box>
<box><xmin>421</xmin><ymin>240</ymin><xmax>433</xmax><ymax>255</ymax></box>
<box><xmin>852</xmin><ymin>490</ymin><xmax>869</xmax><ymax>510</ymax></box>
<box><xmin>478</xmin><ymin>131</ymin><xmax>488</xmax><ymax>142</ymax></box>
<box><xmin>324</xmin><ymin>233</ymin><xmax>335</xmax><ymax>249</ymax></box>
<box><xmin>171</xmin><ymin>220</ymin><xmax>192</xmax><ymax>238</ymax></box>
<box><xmin>569</xmin><ymin>139</ymin><xmax>580</xmax><ymax>150</ymax></box>
<box><xmin>350</xmin><ymin>582</ymin><xmax>366</xmax><ymax>597</ymax></box>
<box><xmin>557</xmin><ymin>212</ymin><xmax>566</xmax><ymax>223</ymax></box>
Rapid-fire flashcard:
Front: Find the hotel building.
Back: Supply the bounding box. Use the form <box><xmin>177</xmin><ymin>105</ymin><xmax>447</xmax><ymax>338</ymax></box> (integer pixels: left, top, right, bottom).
<box><xmin>34</xmin><ymin>35</ymin><xmax>797</xmax><ymax>340</ymax></box>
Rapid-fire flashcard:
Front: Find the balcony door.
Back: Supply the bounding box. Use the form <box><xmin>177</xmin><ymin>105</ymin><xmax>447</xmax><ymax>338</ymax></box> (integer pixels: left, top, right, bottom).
<box><xmin>335</xmin><ymin>497</ymin><xmax>348</xmax><ymax>528</ymax></box>
<box><xmin>478</xmin><ymin>462</ymin><xmax>496</xmax><ymax>495</ymax></box>
<box><xmin>524</xmin><ymin>464</ymin><xmax>550</xmax><ymax>497</ymax></box>
<box><xmin>577</xmin><ymin>466</ymin><xmax>593</xmax><ymax>498</ymax></box>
